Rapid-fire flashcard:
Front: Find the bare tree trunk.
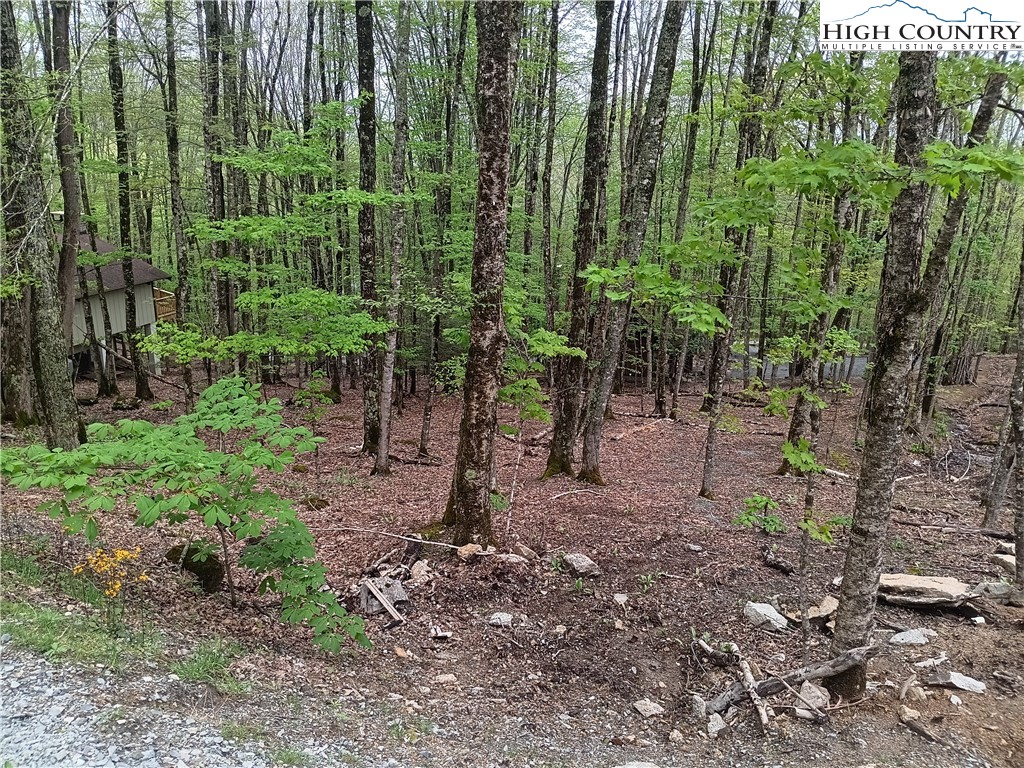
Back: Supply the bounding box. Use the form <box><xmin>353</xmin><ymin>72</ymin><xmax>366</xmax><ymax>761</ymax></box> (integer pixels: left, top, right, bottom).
<box><xmin>0</xmin><ymin>0</ymin><xmax>80</xmax><ymax>448</ymax></box>
<box><xmin>578</xmin><ymin>0</ymin><xmax>684</xmax><ymax>485</ymax></box>
<box><xmin>373</xmin><ymin>0</ymin><xmax>410</xmax><ymax>477</ymax></box>
<box><xmin>831</xmin><ymin>52</ymin><xmax>938</xmax><ymax>697</ymax></box>
<box><xmin>162</xmin><ymin>0</ymin><xmax>192</xmax><ymax>400</ymax></box>
<box><xmin>700</xmin><ymin>1</ymin><xmax>777</xmax><ymax>497</ymax></box>
<box><xmin>543</xmin><ymin>0</ymin><xmax>613</xmax><ymax>479</ymax></box>
<box><xmin>539</xmin><ymin>0</ymin><xmax>559</xmax><ymax>334</ymax></box>
<box><xmin>443</xmin><ymin>0</ymin><xmax>523</xmax><ymax>544</ymax></box>
<box><xmin>106</xmin><ymin>0</ymin><xmax>152</xmax><ymax>401</ymax></box>
<box><xmin>49</xmin><ymin>0</ymin><xmax>79</xmax><ymax>347</ymax></box>
<box><xmin>356</xmin><ymin>0</ymin><xmax>381</xmax><ymax>454</ymax></box>
<box><xmin>914</xmin><ymin>69</ymin><xmax>1007</xmax><ymax>426</ymax></box>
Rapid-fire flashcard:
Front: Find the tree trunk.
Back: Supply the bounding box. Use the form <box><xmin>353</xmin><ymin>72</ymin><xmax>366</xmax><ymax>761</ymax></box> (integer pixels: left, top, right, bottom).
<box><xmin>0</xmin><ymin>0</ymin><xmax>79</xmax><ymax>448</ymax></box>
<box><xmin>443</xmin><ymin>0</ymin><xmax>523</xmax><ymax>545</ymax></box>
<box><xmin>914</xmin><ymin>69</ymin><xmax>1007</xmax><ymax>427</ymax></box>
<box><xmin>106</xmin><ymin>1</ymin><xmax>152</xmax><ymax>400</ymax></box>
<box><xmin>543</xmin><ymin>0</ymin><xmax>613</xmax><ymax>479</ymax></box>
<box><xmin>373</xmin><ymin>0</ymin><xmax>410</xmax><ymax>477</ymax></box>
<box><xmin>831</xmin><ymin>52</ymin><xmax>938</xmax><ymax>697</ymax></box>
<box><xmin>1011</xmin><ymin>250</ymin><xmax>1024</xmax><ymax>594</ymax></box>
<box><xmin>49</xmin><ymin>0</ymin><xmax>79</xmax><ymax>348</ymax></box>
<box><xmin>356</xmin><ymin>0</ymin><xmax>381</xmax><ymax>454</ymax></box>
<box><xmin>577</xmin><ymin>0</ymin><xmax>684</xmax><ymax>485</ymax></box>
<box><xmin>700</xmin><ymin>1</ymin><xmax>778</xmax><ymax>497</ymax></box>
<box><xmin>539</xmin><ymin>0</ymin><xmax>559</xmax><ymax>335</ymax></box>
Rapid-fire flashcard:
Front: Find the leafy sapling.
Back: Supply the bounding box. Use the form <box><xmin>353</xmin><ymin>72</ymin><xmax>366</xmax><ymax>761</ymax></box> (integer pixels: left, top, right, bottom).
<box><xmin>734</xmin><ymin>493</ymin><xmax>786</xmax><ymax>534</ymax></box>
<box><xmin>0</xmin><ymin>376</ymin><xmax>368</xmax><ymax>652</ymax></box>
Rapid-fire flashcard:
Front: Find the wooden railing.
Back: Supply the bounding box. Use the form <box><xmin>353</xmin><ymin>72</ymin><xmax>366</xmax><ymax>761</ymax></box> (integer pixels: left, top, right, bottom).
<box><xmin>154</xmin><ymin>288</ymin><xmax>177</xmax><ymax>323</ymax></box>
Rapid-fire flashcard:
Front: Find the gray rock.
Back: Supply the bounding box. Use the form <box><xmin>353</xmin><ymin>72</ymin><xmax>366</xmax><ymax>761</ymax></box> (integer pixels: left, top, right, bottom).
<box><xmin>878</xmin><ymin>574</ymin><xmax>972</xmax><ymax>607</ymax></box>
<box><xmin>488</xmin><ymin>612</ymin><xmax>514</xmax><ymax>627</ymax></box>
<box><xmin>889</xmin><ymin>628</ymin><xmax>937</xmax><ymax>645</ymax></box>
<box><xmin>632</xmin><ymin>698</ymin><xmax>665</xmax><ymax>718</ymax></box>
<box><xmin>707</xmin><ymin>712</ymin><xmax>728</xmax><ymax>739</ymax></box>
<box><xmin>972</xmin><ymin>581</ymin><xmax>1013</xmax><ymax>600</ymax></box>
<box><xmin>689</xmin><ymin>694</ymin><xmax>707</xmax><ymax>720</ymax></box>
<box><xmin>990</xmin><ymin>553</ymin><xmax>1016</xmax><ymax>573</ymax></box>
<box><xmin>563</xmin><ymin>552</ymin><xmax>602</xmax><ymax>577</ymax></box>
<box><xmin>511</xmin><ymin>542</ymin><xmax>539</xmax><ymax>560</ymax></box>
<box><xmin>926</xmin><ymin>670</ymin><xmax>986</xmax><ymax>694</ymax></box>
<box><xmin>743</xmin><ymin>601</ymin><xmax>789</xmax><ymax>631</ymax></box>
<box><xmin>611</xmin><ymin>763</ymin><xmax>662</xmax><ymax>768</ymax></box>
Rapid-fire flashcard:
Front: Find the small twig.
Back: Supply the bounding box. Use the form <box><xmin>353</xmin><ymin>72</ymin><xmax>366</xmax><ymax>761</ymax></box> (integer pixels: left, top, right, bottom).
<box><xmin>548</xmin><ymin>488</ymin><xmax>603</xmax><ymax>501</ymax></box>
<box><xmin>953</xmin><ymin>451</ymin><xmax>973</xmax><ymax>483</ymax></box>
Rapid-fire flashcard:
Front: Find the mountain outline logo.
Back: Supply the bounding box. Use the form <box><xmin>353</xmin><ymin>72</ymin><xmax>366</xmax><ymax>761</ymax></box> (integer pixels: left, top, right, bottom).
<box><xmin>819</xmin><ymin>0</ymin><xmax>1022</xmax><ymax>50</ymax></box>
<box><xmin>829</xmin><ymin>1</ymin><xmax>1014</xmax><ymax>24</ymax></box>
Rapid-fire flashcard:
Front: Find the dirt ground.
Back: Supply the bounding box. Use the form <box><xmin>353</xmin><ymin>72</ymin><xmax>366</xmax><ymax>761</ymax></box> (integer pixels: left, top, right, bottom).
<box><xmin>2</xmin><ymin>356</ymin><xmax>1022</xmax><ymax>768</ymax></box>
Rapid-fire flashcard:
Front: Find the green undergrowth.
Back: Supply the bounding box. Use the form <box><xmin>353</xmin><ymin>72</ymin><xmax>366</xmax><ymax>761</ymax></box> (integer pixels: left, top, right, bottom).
<box><xmin>171</xmin><ymin>637</ymin><xmax>249</xmax><ymax>694</ymax></box>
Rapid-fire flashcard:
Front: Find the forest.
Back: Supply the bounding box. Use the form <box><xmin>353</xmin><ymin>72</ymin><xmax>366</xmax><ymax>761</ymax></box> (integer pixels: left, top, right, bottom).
<box><xmin>1</xmin><ymin>0</ymin><xmax>1023</xmax><ymax>766</ymax></box>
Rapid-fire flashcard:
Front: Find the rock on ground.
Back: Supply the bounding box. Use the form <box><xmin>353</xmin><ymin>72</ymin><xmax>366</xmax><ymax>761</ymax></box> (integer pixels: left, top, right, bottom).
<box><xmin>563</xmin><ymin>552</ymin><xmax>602</xmax><ymax>577</ymax></box>
<box><xmin>889</xmin><ymin>628</ymin><xmax>938</xmax><ymax>646</ymax></box>
<box><xmin>743</xmin><ymin>601</ymin><xmax>789</xmax><ymax>631</ymax></box>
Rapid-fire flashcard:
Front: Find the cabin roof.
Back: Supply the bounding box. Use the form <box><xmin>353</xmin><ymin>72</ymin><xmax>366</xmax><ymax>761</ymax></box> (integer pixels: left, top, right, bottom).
<box><xmin>77</xmin><ymin>259</ymin><xmax>172</xmax><ymax>297</ymax></box>
<box><xmin>77</xmin><ymin>227</ymin><xmax>117</xmax><ymax>257</ymax></box>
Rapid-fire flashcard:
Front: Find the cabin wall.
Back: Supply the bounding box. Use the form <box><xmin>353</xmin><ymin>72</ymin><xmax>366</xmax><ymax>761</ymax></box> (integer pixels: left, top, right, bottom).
<box><xmin>72</xmin><ymin>284</ymin><xmax>156</xmax><ymax>348</ymax></box>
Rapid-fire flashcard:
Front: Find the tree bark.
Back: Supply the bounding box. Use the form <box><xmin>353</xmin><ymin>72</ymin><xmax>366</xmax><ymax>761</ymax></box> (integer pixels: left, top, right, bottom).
<box><xmin>1007</xmin><ymin>233</ymin><xmax>1024</xmax><ymax>593</ymax></box>
<box><xmin>700</xmin><ymin>1</ymin><xmax>777</xmax><ymax>498</ymax></box>
<box><xmin>543</xmin><ymin>0</ymin><xmax>613</xmax><ymax>479</ymax></box>
<box><xmin>577</xmin><ymin>0</ymin><xmax>684</xmax><ymax>485</ymax></box>
<box><xmin>49</xmin><ymin>0</ymin><xmax>79</xmax><ymax>347</ymax></box>
<box><xmin>831</xmin><ymin>52</ymin><xmax>938</xmax><ymax>697</ymax></box>
<box><xmin>443</xmin><ymin>0</ymin><xmax>523</xmax><ymax>545</ymax></box>
<box><xmin>0</xmin><ymin>0</ymin><xmax>80</xmax><ymax>448</ymax></box>
<box><xmin>106</xmin><ymin>0</ymin><xmax>152</xmax><ymax>400</ymax></box>
<box><xmin>373</xmin><ymin>0</ymin><xmax>410</xmax><ymax>477</ymax></box>
<box><xmin>915</xmin><ymin>69</ymin><xmax>1007</xmax><ymax>426</ymax></box>
<box><xmin>356</xmin><ymin>0</ymin><xmax>381</xmax><ymax>454</ymax></box>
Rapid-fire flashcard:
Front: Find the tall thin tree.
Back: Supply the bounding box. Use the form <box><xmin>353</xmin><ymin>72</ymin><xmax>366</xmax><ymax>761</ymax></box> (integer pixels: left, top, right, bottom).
<box><xmin>443</xmin><ymin>0</ymin><xmax>524</xmax><ymax>545</ymax></box>
<box><xmin>831</xmin><ymin>52</ymin><xmax>939</xmax><ymax>696</ymax></box>
<box><xmin>543</xmin><ymin>0</ymin><xmax>613</xmax><ymax>478</ymax></box>
<box><xmin>356</xmin><ymin>0</ymin><xmax>381</xmax><ymax>454</ymax></box>
<box><xmin>374</xmin><ymin>0</ymin><xmax>411</xmax><ymax>476</ymax></box>
<box><xmin>106</xmin><ymin>0</ymin><xmax>152</xmax><ymax>400</ymax></box>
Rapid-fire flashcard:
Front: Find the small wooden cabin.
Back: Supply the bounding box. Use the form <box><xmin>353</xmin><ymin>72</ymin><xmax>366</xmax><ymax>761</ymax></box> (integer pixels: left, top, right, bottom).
<box><xmin>72</xmin><ymin>227</ymin><xmax>173</xmax><ymax>373</ymax></box>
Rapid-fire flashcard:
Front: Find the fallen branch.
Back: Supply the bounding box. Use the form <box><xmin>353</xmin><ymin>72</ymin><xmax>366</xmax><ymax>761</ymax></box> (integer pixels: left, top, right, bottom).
<box><xmin>768</xmin><ymin>673</ymin><xmax>828</xmax><ymax>723</ymax></box>
<box><xmin>823</xmin><ymin>468</ymin><xmax>857</xmax><ymax>482</ymax></box>
<box><xmin>362</xmin><ymin>578</ymin><xmax>405</xmax><ymax>624</ymax></box>
<box><xmin>900</xmin><ymin>709</ymin><xmax>947</xmax><ymax>745</ymax></box>
<box><xmin>723</xmin><ymin>641</ymin><xmax>775</xmax><ymax>736</ymax></box>
<box><xmin>891</xmin><ymin>519</ymin><xmax>1013</xmax><ymax>541</ymax></box>
<box><xmin>308</xmin><ymin>525</ymin><xmax>464</xmax><ymax>551</ymax></box>
<box><xmin>707</xmin><ymin>645</ymin><xmax>882</xmax><ymax>714</ymax></box>
<box><xmin>388</xmin><ymin>453</ymin><xmax>443</xmax><ymax>466</ymax></box>
<box><xmin>548</xmin><ymin>488</ymin><xmax>604</xmax><ymax>501</ymax></box>
<box><xmin>95</xmin><ymin>340</ymin><xmax>186</xmax><ymax>392</ymax></box>
<box><xmin>696</xmin><ymin>638</ymin><xmax>738</xmax><ymax>666</ymax></box>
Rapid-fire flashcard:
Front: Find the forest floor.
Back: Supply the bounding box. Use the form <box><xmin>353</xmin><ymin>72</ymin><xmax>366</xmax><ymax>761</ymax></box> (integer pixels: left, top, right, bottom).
<box><xmin>1</xmin><ymin>356</ymin><xmax>1022</xmax><ymax>768</ymax></box>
